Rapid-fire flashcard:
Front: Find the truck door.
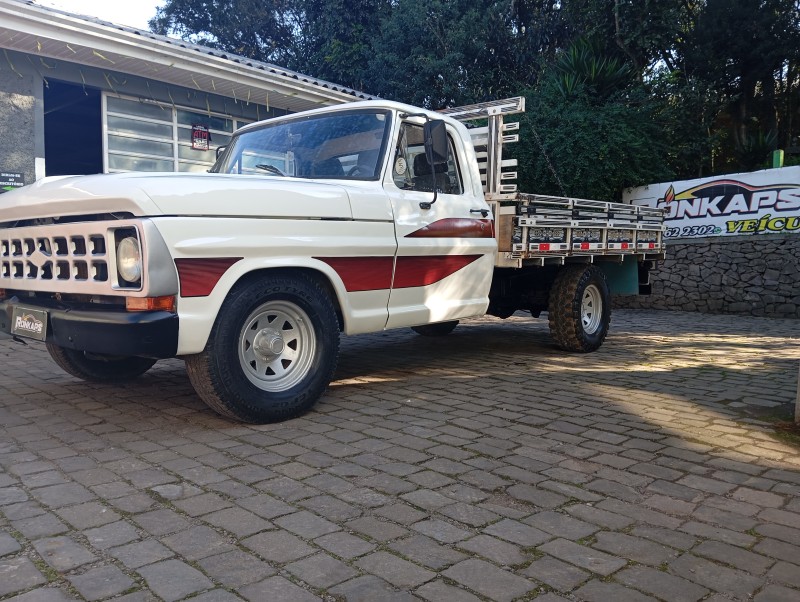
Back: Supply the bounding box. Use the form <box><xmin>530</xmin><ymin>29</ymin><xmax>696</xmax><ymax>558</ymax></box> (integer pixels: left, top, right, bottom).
<box><xmin>384</xmin><ymin>118</ymin><xmax>496</xmax><ymax>329</ymax></box>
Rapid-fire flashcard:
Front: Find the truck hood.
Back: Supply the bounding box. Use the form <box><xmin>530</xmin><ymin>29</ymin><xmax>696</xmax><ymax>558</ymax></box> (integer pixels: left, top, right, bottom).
<box><xmin>0</xmin><ymin>172</ymin><xmax>353</xmax><ymax>221</ymax></box>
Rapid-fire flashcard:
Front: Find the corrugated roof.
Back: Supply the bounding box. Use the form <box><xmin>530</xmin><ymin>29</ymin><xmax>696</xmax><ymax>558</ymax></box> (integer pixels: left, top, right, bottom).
<box><xmin>0</xmin><ymin>0</ymin><xmax>377</xmax><ymax>112</ymax></box>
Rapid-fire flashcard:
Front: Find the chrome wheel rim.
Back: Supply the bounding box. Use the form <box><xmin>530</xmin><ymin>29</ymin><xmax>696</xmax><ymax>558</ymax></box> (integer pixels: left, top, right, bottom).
<box><xmin>581</xmin><ymin>284</ymin><xmax>602</xmax><ymax>334</ymax></box>
<box><xmin>238</xmin><ymin>300</ymin><xmax>315</xmax><ymax>392</ymax></box>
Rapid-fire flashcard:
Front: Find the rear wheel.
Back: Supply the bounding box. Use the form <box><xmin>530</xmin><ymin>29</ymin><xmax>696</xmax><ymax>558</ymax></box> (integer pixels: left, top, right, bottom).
<box><xmin>548</xmin><ymin>265</ymin><xmax>610</xmax><ymax>352</ymax></box>
<box><xmin>46</xmin><ymin>344</ymin><xmax>156</xmax><ymax>381</ymax></box>
<box><xmin>411</xmin><ymin>320</ymin><xmax>459</xmax><ymax>337</ymax></box>
<box><xmin>185</xmin><ymin>273</ymin><xmax>339</xmax><ymax>423</ymax></box>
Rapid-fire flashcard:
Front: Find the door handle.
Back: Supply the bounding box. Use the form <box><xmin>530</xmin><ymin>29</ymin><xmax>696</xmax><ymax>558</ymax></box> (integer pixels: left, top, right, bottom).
<box><xmin>470</xmin><ymin>209</ymin><xmax>489</xmax><ymax>217</ymax></box>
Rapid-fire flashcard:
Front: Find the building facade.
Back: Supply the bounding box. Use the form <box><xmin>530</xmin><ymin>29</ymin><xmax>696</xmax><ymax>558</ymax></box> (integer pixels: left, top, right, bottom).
<box><xmin>0</xmin><ymin>0</ymin><xmax>373</xmax><ymax>189</ymax></box>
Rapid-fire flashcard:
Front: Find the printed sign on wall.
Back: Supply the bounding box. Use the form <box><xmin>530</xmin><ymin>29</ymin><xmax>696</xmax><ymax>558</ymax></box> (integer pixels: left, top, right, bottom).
<box><xmin>191</xmin><ymin>124</ymin><xmax>210</xmax><ymax>151</ymax></box>
<box><xmin>623</xmin><ymin>166</ymin><xmax>800</xmax><ymax>239</ymax></box>
<box><xmin>1</xmin><ymin>171</ymin><xmax>24</xmax><ymax>193</ymax></box>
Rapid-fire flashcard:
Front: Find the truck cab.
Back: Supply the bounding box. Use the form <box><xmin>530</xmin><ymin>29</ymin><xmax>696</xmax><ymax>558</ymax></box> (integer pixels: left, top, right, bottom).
<box><xmin>209</xmin><ymin>101</ymin><xmax>497</xmax><ymax>333</ymax></box>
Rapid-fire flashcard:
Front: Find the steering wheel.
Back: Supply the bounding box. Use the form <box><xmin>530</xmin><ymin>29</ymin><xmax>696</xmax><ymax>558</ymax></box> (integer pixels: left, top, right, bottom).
<box><xmin>347</xmin><ymin>165</ymin><xmax>372</xmax><ymax>177</ymax></box>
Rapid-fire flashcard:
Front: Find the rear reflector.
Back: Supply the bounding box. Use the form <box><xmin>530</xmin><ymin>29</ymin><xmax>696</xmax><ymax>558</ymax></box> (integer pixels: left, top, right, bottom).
<box><xmin>0</xmin><ymin>289</ymin><xmax>6</xmax><ymax>300</ymax></box>
<box><xmin>126</xmin><ymin>296</ymin><xmax>176</xmax><ymax>312</ymax></box>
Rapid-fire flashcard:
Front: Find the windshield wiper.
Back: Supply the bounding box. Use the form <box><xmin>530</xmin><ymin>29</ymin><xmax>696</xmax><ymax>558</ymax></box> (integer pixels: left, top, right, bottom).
<box><xmin>255</xmin><ymin>164</ymin><xmax>286</xmax><ymax>176</ymax></box>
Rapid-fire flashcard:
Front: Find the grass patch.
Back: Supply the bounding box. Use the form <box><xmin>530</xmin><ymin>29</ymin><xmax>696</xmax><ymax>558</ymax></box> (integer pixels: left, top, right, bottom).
<box><xmin>770</xmin><ymin>422</ymin><xmax>800</xmax><ymax>447</ymax></box>
<box><xmin>734</xmin><ymin>405</ymin><xmax>800</xmax><ymax>448</ymax></box>
<box><xmin>521</xmin><ymin>547</ymin><xmax>545</xmax><ymax>562</ymax></box>
<box><xmin>30</xmin><ymin>556</ymin><xmax>60</xmax><ymax>582</ymax></box>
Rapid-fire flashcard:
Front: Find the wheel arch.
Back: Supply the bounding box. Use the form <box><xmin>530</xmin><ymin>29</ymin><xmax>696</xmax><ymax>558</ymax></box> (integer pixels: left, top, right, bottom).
<box><xmin>231</xmin><ymin>265</ymin><xmax>345</xmax><ymax>331</ymax></box>
<box><xmin>176</xmin><ymin>257</ymin><xmax>349</xmax><ymax>356</ymax></box>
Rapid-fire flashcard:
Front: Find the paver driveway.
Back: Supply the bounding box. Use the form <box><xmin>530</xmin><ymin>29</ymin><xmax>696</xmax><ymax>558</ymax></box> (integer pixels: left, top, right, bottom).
<box><xmin>1</xmin><ymin>309</ymin><xmax>799</xmax><ymax>602</ymax></box>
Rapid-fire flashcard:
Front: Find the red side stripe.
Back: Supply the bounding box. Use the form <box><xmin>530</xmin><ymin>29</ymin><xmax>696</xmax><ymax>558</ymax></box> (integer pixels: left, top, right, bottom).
<box><xmin>393</xmin><ymin>255</ymin><xmax>481</xmax><ymax>288</ymax></box>
<box><xmin>316</xmin><ymin>257</ymin><xmax>393</xmax><ymax>292</ymax></box>
<box><xmin>317</xmin><ymin>255</ymin><xmax>482</xmax><ymax>291</ymax></box>
<box><xmin>175</xmin><ymin>257</ymin><xmax>242</xmax><ymax>297</ymax></box>
<box><xmin>405</xmin><ymin>218</ymin><xmax>494</xmax><ymax>238</ymax></box>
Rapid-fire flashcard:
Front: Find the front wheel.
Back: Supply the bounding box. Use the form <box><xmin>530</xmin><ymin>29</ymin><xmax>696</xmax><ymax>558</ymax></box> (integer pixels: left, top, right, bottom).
<box><xmin>185</xmin><ymin>273</ymin><xmax>339</xmax><ymax>423</ymax></box>
<box><xmin>46</xmin><ymin>344</ymin><xmax>157</xmax><ymax>381</ymax></box>
<box><xmin>411</xmin><ymin>320</ymin><xmax>459</xmax><ymax>337</ymax></box>
<box><xmin>548</xmin><ymin>265</ymin><xmax>610</xmax><ymax>352</ymax></box>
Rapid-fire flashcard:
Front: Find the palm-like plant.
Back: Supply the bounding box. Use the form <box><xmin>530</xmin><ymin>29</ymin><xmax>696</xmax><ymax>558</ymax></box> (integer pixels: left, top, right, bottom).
<box><xmin>551</xmin><ymin>38</ymin><xmax>631</xmax><ymax>100</ymax></box>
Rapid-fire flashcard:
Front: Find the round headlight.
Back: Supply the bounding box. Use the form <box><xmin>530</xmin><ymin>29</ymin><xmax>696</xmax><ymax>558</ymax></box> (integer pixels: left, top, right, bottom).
<box><xmin>117</xmin><ymin>236</ymin><xmax>142</xmax><ymax>283</ymax></box>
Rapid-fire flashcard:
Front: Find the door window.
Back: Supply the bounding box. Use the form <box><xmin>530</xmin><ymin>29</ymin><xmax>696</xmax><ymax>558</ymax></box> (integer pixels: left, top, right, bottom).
<box><xmin>392</xmin><ymin>123</ymin><xmax>463</xmax><ymax>195</ymax></box>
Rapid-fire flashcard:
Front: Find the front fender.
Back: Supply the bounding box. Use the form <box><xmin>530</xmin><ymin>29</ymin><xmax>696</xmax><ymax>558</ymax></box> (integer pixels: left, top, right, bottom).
<box><xmin>176</xmin><ymin>256</ymin><xmax>379</xmax><ymax>355</ymax></box>
<box><xmin>150</xmin><ymin>217</ymin><xmax>396</xmax><ymax>355</ymax></box>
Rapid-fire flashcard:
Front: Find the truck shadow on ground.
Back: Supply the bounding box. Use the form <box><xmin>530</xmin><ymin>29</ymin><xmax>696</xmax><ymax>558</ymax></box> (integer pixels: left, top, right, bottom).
<box><xmin>333</xmin><ymin>314</ymin><xmax>798</xmax><ymax>407</ymax></box>
<box><xmin>6</xmin><ymin>310</ymin><xmax>798</xmax><ymax>459</ymax></box>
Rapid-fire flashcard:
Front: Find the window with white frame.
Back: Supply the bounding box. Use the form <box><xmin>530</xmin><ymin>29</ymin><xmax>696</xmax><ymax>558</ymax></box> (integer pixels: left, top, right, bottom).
<box><xmin>103</xmin><ymin>94</ymin><xmax>252</xmax><ymax>173</ymax></box>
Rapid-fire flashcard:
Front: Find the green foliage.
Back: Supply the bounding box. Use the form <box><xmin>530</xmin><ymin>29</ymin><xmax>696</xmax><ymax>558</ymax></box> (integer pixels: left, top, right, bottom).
<box><xmin>735</xmin><ymin>129</ymin><xmax>779</xmax><ymax>171</ymax></box>
<box><xmin>287</xmin><ymin>0</ymin><xmax>392</xmax><ymax>90</ymax></box>
<box><xmin>512</xmin><ymin>82</ymin><xmax>672</xmax><ymax>201</ymax></box>
<box><xmin>149</xmin><ymin>0</ymin><xmax>800</xmax><ymax>184</ymax></box>
<box><xmin>550</xmin><ymin>39</ymin><xmax>632</xmax><ymax>100</ymax></box>
<box><xmin>647</xmin><ymin>69</ymin><xmax>727</xmax><ymax>178</ymax></box>
<box><xmin>149</xmin><ymin>0</ymin><xmax>296</xmax><ymax>63</ymax></box>
<box><xmin>681</xmin><ymin>0</ymin><xmax>800</xmax><ymax>167</ymax></box>
<box><xmin>365</xmin><ymin>0</ymin><xmax>510</xmax><ymax>107</ymax></box>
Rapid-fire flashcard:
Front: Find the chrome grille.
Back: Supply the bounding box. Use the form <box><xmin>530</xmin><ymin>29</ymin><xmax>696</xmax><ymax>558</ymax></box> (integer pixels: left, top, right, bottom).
<box><xmin>0</xmin><ymin>221</ymin><xmax>138</xmax><ymax>295</ymax></box>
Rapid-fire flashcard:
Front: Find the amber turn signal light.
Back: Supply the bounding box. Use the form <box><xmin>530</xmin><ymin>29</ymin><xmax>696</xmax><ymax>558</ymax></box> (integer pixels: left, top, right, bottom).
<box><xmin>126</xmin><ymin>295</ymin><xmax>176</xmax><ymax>312</ymax></box>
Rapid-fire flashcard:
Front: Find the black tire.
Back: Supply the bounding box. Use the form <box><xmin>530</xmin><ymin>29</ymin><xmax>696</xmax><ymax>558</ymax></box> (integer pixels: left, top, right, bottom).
<box><xmin>185</xmin><ymin>273</ymin><xmax>339</xmax><ymax>423</ymax></box>
<box><xmin>46</xmin><ymin>344</ymin><xmax>157</xmax><ymax>381</ymax></box>
<box><xmin>411</xmin><ymin>320</ymin><xmax>459</xmax><ymax>337</ymax></box>
<box><xmin>548</xmin><ymin>265</ymin><xmax>610</xmax><ymax>352</ymax></box>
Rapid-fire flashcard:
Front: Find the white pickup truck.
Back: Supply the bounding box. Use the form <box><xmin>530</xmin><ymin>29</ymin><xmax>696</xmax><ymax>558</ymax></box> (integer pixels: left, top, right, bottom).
<box><xmin>0</xmin><ymin>97</ymin><xmax>665</xmax><ymax>423</ymax></box>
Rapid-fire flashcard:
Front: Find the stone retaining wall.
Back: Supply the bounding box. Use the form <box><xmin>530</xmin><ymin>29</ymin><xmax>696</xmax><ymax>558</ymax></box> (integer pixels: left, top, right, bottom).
<box><xmin>614</xmin><ymin>234</ymin><xmax>800</xmax><ymax>318</ymax></box>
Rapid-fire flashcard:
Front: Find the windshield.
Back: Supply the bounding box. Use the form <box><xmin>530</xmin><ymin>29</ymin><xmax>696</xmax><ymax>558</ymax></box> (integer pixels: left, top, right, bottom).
<box><xmin>211</xmin><ymin>109</ymin><xmax>391</xmax><ymax>180</ymax></box>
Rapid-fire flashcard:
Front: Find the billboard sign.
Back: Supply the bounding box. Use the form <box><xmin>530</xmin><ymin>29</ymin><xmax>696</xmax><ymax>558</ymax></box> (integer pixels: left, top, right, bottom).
<box><xmin>623</xmin><ymin>166</ymin><xmax>800</xmax><ymax>239</ymax></box>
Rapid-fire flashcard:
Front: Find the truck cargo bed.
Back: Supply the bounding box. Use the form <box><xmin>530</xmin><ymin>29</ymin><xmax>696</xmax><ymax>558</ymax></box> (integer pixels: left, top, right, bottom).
<box><xmin>490</xmin><ymin>192</ymin><xmax>665</xmax><ymax>267</ymax></box>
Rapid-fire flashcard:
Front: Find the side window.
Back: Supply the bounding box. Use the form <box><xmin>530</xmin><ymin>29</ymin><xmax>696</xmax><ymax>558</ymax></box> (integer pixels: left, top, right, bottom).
<box><xmin>392</xmin><ymin>123</ymin><xmax>463</xmax><ymax>195</ymax></box>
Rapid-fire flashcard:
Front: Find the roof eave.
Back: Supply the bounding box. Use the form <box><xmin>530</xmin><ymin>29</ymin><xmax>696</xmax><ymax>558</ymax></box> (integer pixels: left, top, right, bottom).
<box><xmin>0</xmin><ymin>0</ymin><xmax>373</xmax><ymax>111</ymax></box>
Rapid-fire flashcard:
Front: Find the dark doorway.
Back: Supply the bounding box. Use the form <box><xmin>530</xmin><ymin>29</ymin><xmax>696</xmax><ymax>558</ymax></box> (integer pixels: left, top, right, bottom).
<box><xmin>44</xmin><ymin>80</ymin><xmax>103</xmax><ymax>176</ymax></box>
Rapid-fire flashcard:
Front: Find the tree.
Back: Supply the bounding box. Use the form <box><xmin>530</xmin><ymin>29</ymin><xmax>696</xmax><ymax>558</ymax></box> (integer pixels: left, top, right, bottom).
<box><xmin>148</xmin><ymin>0</ymin><xmax>800</xmax><ymax>181</ymax></box>
<box><xmin>285</xmin><ymin>0</ymin><xmax>392</xmax><ymax>91</ymax></box>
<box><xmin>511</xmin><ymin>37</ymin><xmax>672</xmax><ymax>201</ymax></box>
<box><xmin>364</xmin><ymin>0</ymin><xmax>516</xmax><ymax>107</ymax></box>
<box><xmin>649</xmin><ymin>71</ymin><xmax>726</xmax><ymax>178</ymax></box>
<box><xmin>681</xmin><ymin>0</ymin><xmax>800</xmax><ymax>167</ymax></box>
<box><xmin>149</xmin><ymin>0</ymin><xmax>296</xmax><ymax>64</ymax></box>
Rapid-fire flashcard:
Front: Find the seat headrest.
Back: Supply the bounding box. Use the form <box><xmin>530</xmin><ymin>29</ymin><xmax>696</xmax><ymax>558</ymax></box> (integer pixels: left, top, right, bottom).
<box><xmin>312</xmin><ymin>157</ymin><xmax>344</xmax><ymax>177</ymax></box>
<box><xmin>413</xmin><ymin>153</ymin><xmax>447</xmax><ymax>176</ymax></box>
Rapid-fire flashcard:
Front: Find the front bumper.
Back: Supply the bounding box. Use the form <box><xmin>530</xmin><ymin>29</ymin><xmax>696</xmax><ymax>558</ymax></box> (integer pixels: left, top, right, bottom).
<box><xmin>0</xmin><ymin>297</ymin><xmax>178</xmax><ymax>359</ymax></box>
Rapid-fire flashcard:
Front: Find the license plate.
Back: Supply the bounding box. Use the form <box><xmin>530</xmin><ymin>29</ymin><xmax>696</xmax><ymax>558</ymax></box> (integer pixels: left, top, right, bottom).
<box><xmin>11</xmin><ymin>306</ymin><xmax>48</xmax><ymax>341</ymax></box>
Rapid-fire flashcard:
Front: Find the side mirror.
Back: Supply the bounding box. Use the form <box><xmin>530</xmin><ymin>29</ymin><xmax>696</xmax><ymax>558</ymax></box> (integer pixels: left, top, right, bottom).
<box><xmin>216</xmin><ymin>145</ymin><xmax>227</xmax><ymax>159</ymax></box>
<box><xmin>423</xmin><ymin>120</ymin><xmax>448</xmax><ymax>167</ymax></box>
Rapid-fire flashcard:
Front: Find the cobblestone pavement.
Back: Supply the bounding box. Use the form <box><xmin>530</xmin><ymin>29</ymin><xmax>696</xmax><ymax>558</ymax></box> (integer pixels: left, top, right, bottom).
<box><xmin>1</xmin><ymin>309</ymin><xmax>800</xmax><ymax>602</ymax></box>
